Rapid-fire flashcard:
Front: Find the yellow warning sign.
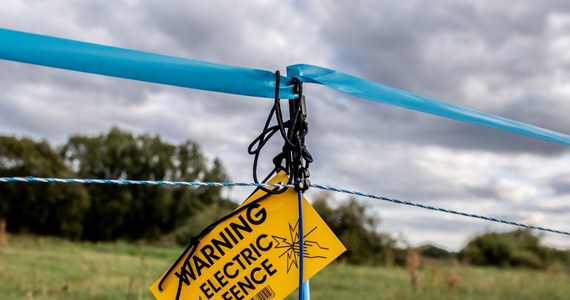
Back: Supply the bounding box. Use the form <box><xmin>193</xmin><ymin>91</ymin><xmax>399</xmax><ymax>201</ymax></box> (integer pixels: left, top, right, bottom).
<box><xmin>150</xmin><ymin>172</ymin><xmax>346</xmax><ymax>300</ymax></box>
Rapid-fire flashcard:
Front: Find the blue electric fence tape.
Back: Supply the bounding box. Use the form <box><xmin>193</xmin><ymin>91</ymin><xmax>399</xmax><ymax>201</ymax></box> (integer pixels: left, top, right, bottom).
<box><xmin>287</xmin><ymin>64</ymin><xmax>570</xmax><ymax>146</ymax></box>
<box><xmin>1</xmin><ymin>28</ymin><xmax>570</xmax><ymax>147</ymax></box>
<box><xmin>0</xmin><ymin>28</ymin><xmax>295</xmax><ymax>99</ymax></box>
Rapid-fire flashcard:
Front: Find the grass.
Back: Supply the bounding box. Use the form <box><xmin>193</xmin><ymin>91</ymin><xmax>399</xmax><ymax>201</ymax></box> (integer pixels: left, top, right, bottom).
<box><xmin>0</xmin><ymin>235</ymin><xmax>178</xmax><ymax>300</ymax></box>
<box><xmin>286</xmin><ymin>262</ymin><xmax>569</xmax><ymax>300</ymax></box>
<box><xmin>0</xmin><ymin>235</ymin><xmax>568</xmax><ymax>299</ymax></box>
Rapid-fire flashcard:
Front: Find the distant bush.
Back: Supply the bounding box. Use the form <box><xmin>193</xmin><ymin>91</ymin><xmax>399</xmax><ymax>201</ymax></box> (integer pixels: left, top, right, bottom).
<box><xmin>418</xmin><ymin>244</ymin><xmax>455</xmax><ymax>260</ymax></box>
<box><xmin>459</xmin><ymin>229</ymin><xmax>570</xmax><ymax>269</ymax></box>
<box><xmin>312</xmin><ymin>193</ymin><xmax>398</xmax><ymax>265</ymax></box>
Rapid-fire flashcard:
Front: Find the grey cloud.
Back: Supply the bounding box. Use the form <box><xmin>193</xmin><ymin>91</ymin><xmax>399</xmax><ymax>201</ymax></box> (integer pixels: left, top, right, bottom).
<box><xmin>550</xmin><ymin>174</ymin><xmax>570</xmax><ymax>196</ymax></box>
<box><xmin>503</xmin><ymin>91</ymin><xmax>570</xmax><ymax>135</ymax></box>
<box><xmin>429</xmin><ymin>122</ymin><xmax>567</xmax><ymax>154</ymax></box>
<box><xmin>522</xmin><ymin>203</ymin><xmax>570</xmax><ymax>216</ymax></box>
<box><xmin>0</xmin><ymin>60</ymin><xmax>158</xmax><ymax>106</ymax></box>
<box><xmin>311</xmin><ymin>0</ymin><xmax>570</xmax><ymax>154</ymax></box>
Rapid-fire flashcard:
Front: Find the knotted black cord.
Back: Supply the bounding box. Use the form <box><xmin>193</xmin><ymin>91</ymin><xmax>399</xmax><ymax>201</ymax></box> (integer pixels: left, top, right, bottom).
<box><xmin>248</xmin><ymin>71</ymin><xmax>312</xmax><ymax>192</ymax></box>
<box><xmin>247</xmin><ymin>70</ymin><xmax>290</xmax><ymax>194</ymax></box>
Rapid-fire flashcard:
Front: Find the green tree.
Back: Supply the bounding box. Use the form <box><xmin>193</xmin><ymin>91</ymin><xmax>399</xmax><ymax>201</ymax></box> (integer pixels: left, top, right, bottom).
<box><xmin>312</xmin><ymin>193</ymin><xmax>397</xmax><ymax>265</ymax></box>
<box><xmin>60</xmin><ymin>128</ymin><xmax>233</xmax><ymax>242</ymax></box>
<box><xmin>459</xmin><ymin>229</ymin><xmax>568</xmax><ymax>269</ymax></box>
<box><xmin>0</xmin><ymin>136</ymin><xmax>89</xmax><ymax>239</ymax></box>
<box><xmin>418</xmin><ymin>244</ymin><xmax>455</xmax><ymax>259</ymax></box>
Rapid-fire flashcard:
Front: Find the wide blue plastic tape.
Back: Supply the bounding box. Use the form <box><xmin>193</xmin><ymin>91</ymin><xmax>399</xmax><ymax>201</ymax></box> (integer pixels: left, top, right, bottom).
<box><xmin>0</xmin><ymin>28</ymin><xmax>295</xmax><ymax>99</ymax></box>
<box><xmin>1</xmin><ymin>28</ymin><xmax>569</xmax><ymax>146</ymax></box>
<box><xmin>287</xmin><ymin>64</ymin><xmax>570</xmax><ymax>146</ymax></box>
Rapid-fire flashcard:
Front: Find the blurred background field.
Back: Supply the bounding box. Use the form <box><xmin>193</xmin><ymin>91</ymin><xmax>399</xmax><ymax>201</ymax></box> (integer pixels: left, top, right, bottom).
<box><xmin>1</xmin><ymin>235</ymin><xmax>568</xmax><ymax>300</ymax></box>
<box><xmin>2</xmin><ymin>130</ymin><xmax>570</xmax><ymax>299</ymax></box>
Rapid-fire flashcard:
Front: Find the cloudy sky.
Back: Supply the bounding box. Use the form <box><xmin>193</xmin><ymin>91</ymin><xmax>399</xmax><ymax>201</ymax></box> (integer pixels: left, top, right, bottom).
<box><xmin>1</xmin><ymin>0</ymin><xmax>570</xmax><ymax>251</ymax></box>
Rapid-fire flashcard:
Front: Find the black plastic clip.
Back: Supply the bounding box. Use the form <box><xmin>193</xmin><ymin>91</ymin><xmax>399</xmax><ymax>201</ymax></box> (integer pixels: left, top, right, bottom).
<box><xmin>289</xmin><ymin>78</ymin><xmax>311</xmax><ymax>192</ymax></box>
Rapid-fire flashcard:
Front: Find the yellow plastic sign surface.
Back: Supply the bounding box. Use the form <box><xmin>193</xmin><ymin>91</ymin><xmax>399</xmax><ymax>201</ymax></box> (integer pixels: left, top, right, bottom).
<box><xmin>150</xmin><ymin>172</ymin><xmax>346</xmax><ymax>300</ymax></box>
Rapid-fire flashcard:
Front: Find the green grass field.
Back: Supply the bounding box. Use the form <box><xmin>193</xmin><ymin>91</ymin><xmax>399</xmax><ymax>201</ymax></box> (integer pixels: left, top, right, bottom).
<box><xmin>0</xmin><ymin>235</ymin><xmax>568</xmax><ymax>299</ymax></box>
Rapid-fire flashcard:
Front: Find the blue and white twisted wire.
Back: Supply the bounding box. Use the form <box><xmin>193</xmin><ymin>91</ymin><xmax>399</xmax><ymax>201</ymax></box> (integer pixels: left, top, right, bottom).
<box><xmin>1</xmin><ymin>176</ymin><xmax>568</xmax><ymax>236</ymax></box>
<box><xmin>0</xmin><ymin>176</ymin><xmax>292</xmax><ymax>189</ymax></box>
<box><xmin>310</xmin><ymin>184</ymin><xmax>570</xmax><ymax>236</ymax></box>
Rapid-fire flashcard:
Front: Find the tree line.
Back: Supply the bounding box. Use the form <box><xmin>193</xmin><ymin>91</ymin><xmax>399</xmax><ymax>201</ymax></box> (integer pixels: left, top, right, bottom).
<box><xmin>0</xmin><ymin>128</ymin><xmax>235</xmax><ymax>243</ymax></box>
<box><xmin>1</xmin><ymin>128</ymin><xmax>568</xmax><ymax>269</ymax></box>
<box><xmin>312</xmin><ymin>193</ymin><xmax>570</xmax><ymax>269</ymax></box>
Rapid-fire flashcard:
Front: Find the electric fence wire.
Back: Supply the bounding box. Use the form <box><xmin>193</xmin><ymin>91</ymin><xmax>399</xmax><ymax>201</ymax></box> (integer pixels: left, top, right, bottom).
<box><xmin>1</xmin><ymin>176</ymin><xmax>569</xmax><ymax>236</ymax></box>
